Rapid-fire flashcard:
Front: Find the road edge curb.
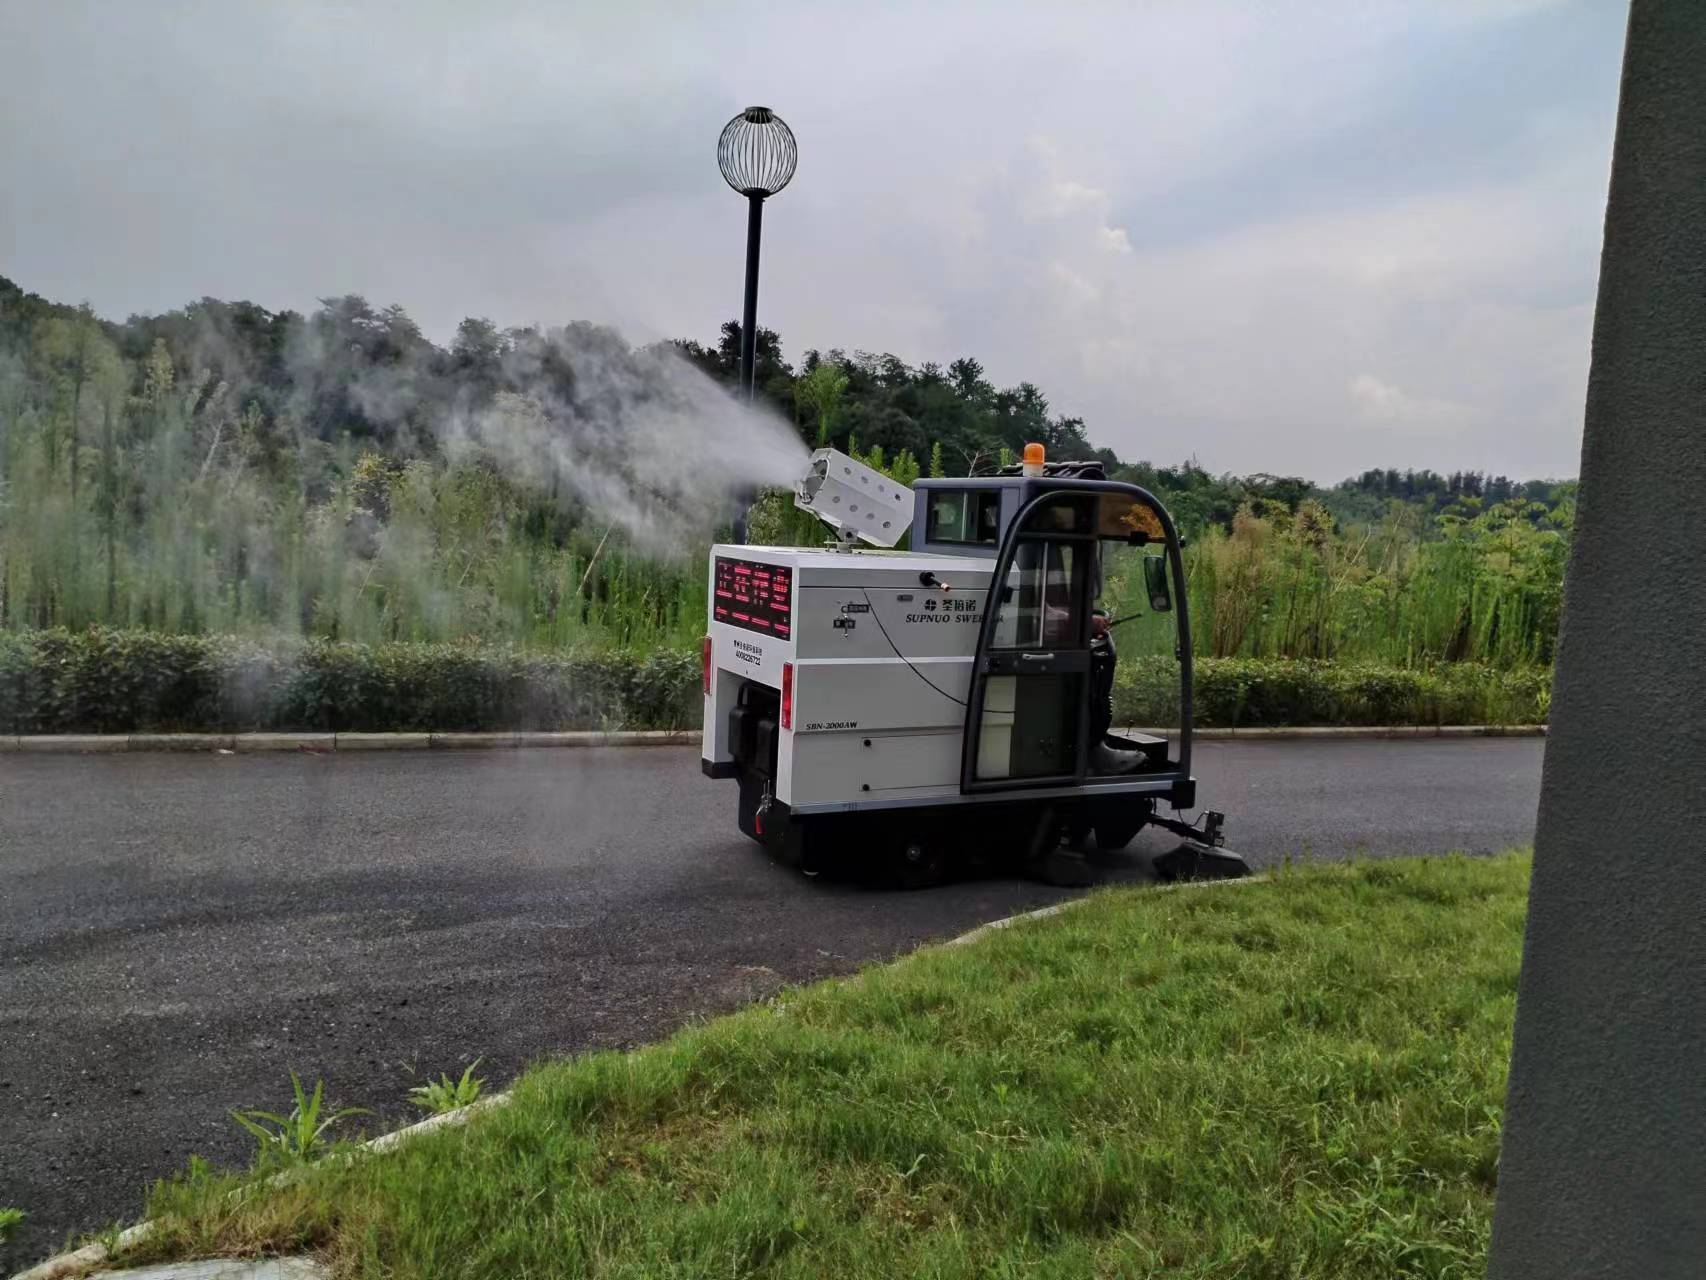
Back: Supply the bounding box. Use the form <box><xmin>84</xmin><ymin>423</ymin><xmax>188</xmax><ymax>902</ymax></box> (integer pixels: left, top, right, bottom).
<box><xmin>4</xmin><ymin>730</ymin><xmax>705</xmax><ymax>754</ymax></box>
<box><xmin>8</xmin><ymin>1093</ymin><xmax>518</xmax><ymax>1280</ymax></box>
<box><xmin>6</xmin><ymin>725</ymin><xmax>1545</xmax><ymax>754</ymax></box>
<box><xmin>943</xmin><ymin>872</ymin><xmax>1269</xmax><ymax>948</ymax></box>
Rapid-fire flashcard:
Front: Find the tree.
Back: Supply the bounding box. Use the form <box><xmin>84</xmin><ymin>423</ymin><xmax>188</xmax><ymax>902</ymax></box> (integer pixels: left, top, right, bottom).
<box><xmin>713</xmin><ymin>320</ymin><xmax>790</xmax><ymax>391</ymax></box>
<box><xmin>452</xmin><ymin>317</ymin><xmax>506</xmax><ymax>385</ymax></box>
<box><xmin>35</xmin><ymin>304</ymin><xmax>98</xmax><ymax>498</ymax></box>
<box><xmin>947</xmin><ymin>357</ymin><xmax>992</xmax><ymax>405</ymax></box>
<box><xmin>794</xmin><ymin>361</ymin><xmax>847</xmax><ymax>447</ymax></box>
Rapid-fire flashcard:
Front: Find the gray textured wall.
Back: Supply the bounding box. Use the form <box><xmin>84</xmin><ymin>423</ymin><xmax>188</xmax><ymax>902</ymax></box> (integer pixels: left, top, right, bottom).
<box><xmin>1487</xmin><ymin>3</ymin><xmax>1706</xmax><ymax>1275</ymax></box>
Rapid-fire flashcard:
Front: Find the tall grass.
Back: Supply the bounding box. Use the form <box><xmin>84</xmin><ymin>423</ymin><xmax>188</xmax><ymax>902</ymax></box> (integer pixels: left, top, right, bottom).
<box><xmin>1103</xmin><ymin>500</ymin><xmax>1567</xmax><ymax>669</ymax></box>
<box><xmin>0</xmin><ymin>337</ymin><xmax>1564</xmax><ymax>667</ymax></box>
<box><xmin>0</xmin><ymin>366</ymin><xmax>708</xmax><ymax>650</ymax></box>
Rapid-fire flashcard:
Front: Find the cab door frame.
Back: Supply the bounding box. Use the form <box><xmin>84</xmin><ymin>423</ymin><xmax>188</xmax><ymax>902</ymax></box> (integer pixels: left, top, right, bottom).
<box><xmin>959</xmin><ymin>479</ymin><xmax>1195</xmax><ymax>795</ymax></box>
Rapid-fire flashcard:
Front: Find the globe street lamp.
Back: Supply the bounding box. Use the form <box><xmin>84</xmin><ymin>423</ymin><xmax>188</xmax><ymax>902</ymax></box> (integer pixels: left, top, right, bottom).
<box><xmin>717</xmin><ymin>107</ymin><xmax>797</xmax><ymax>403</ymax></box>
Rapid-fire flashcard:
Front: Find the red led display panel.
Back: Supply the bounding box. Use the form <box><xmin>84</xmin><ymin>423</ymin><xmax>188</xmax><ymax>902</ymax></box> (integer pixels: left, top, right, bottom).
<box><xmin>713</xmin><ymin>557</ymin><xmax>792</xmax><ymax>639</ymax></box>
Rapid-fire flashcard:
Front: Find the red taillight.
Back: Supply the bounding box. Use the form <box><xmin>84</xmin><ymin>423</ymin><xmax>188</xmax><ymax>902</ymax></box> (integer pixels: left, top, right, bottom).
<box><xmin>781</xmin><ymin>662</ymin><xmax>793</xmax><ymax>730</ymax></box>
<box><xmin>702</xmin><ymin>635</ymin><xmax>713</xmax><ymax>695</ymax></box>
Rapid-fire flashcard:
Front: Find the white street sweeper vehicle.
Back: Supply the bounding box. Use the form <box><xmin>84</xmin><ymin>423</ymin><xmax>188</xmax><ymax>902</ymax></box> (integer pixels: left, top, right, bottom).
<box><xmin>700</xmin><ymin>444</ymin><xmax>1250</xmax><ymax>886</ymax></box>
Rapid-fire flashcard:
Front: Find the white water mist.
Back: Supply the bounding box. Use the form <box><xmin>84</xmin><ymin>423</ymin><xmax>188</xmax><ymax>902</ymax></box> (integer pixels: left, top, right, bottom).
<box><xmin>440</xmin><ymin>326</ymin><xmax>808</xmax><ymax>553</ymax></box>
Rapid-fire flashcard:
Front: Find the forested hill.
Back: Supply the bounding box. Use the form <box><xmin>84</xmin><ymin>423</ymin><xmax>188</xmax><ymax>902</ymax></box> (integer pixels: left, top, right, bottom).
<box><xmin>1</xmin><ymin>276</ymin><xmax>1571</xmax><ymax>530</ymax></box>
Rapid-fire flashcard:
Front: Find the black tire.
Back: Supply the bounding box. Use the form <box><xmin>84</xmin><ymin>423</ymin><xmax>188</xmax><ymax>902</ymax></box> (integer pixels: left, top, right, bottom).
<box><xmin>1094</xmin><ymin>801</ymin><xmax>1153</xmax><ymax>852</ymax></box>
<box><xmin>892</xmin><ymin>838</ymin><xmax>950</xmax><ymax>890</ymax></box>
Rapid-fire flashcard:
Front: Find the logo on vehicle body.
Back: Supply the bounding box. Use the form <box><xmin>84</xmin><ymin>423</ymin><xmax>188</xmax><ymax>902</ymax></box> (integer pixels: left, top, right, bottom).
<box><xmin>905</xmin><ymin>596</ymin><xmax>982</xmax><ymax>625</ymax></box>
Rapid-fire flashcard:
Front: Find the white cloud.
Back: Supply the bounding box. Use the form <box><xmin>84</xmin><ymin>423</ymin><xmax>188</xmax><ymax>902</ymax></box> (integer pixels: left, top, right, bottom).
<box><xmin>0</xmin><ymin>0</ymin><xmax>1623</xmax><ymax>481</ymax></box>
<box><xmin>840</xmin><ymin>134</ymin><xmax>1608</xmax><ymax>480</ymax></box>
<box><xmin>1349</xmin><ymin>374</ymin><xmax>1468</xmax><ymax>425</ymax></box>
<box><xmin>1097</xmin><ymin>227</ymin><xmax>1133</xmax><ymax>255</ymax></box>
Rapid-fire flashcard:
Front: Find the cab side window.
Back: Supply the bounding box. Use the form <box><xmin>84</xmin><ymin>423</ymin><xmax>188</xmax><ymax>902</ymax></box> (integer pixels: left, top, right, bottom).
<box><xmin>926</xmin><ymin>489</ymin><xmax>1001</xmax><ymax>545</ymax></box>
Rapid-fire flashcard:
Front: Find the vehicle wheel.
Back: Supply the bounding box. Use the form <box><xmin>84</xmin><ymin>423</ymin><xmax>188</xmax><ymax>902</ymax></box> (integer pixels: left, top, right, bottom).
<box><xmin>1094</xmin><ymin>802</ymin><xmax>1153</xmax><ymax>852</ymax></box>
<box><xmin>772</xmin><ymin>817</ymin><xmax>810</xmax><ymax>871</ymax></box>
<box><xmin>893</xmin><ymin>839</ymin><xmax>949</xmax><ymax>890</ymax></box>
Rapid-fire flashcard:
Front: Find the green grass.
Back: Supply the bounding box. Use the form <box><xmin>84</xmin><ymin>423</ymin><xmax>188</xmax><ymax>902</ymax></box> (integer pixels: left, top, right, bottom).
<box><xmin>408</xmin><ymin>1060</ymin><xmax>487</xmax><ymax>1115</ymax></box>
<box><xmin>128</xmin><ymin>854</ymin><xmax>1527</xmax><ymax>1279</ymax></box>
<box><xmin>230</xmin><ymin>1073</ymin><xmax>370</xmax><ymax>1167</ymax></box>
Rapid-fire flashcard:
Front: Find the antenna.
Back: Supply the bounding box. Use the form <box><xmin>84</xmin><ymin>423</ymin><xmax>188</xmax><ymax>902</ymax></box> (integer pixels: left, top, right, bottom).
<box><xmin>793</xmin><ymin>448</ymin><xmax>913</xmax><ymax>549</ymax></box>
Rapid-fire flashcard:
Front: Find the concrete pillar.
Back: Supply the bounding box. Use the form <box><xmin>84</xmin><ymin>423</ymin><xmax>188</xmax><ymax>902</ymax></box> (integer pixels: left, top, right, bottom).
<box><xmin>1488</xmin><ymin>3</ymin><xmax>1706</xmax><ymax>1276</ymax></box>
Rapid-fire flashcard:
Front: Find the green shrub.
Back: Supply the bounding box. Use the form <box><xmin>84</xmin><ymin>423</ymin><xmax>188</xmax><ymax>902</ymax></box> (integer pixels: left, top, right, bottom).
<box><xmin>0</xmin><ymin>629</ymin><xmax>702</xmax><ymax>734</ymax></box>
<box><xmin>0</xmin><ymin>628</ymin><xmax>1548</xmax><ymax>735</ymax></box>
<box><xmin>230</xmin><ymin>1073</ymin><xmax>368</xmax><ymax>1166</ymax></box>
<box><xmin>1114</xmin><ymin>655</ymin><xmax>1550</xmax><ymax>727</ymax></box>
<box><xmin>408</xmin><ymin>1060</ymin><xmax>487</xmax><ymax>1114</ymax></box>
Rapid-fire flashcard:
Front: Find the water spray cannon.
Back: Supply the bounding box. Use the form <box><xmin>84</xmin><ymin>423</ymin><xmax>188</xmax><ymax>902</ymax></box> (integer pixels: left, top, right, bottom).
<box><xmin>793</xmin><ymin>448</ymin><xmax>913</xmax><ymax>550</ymax></box>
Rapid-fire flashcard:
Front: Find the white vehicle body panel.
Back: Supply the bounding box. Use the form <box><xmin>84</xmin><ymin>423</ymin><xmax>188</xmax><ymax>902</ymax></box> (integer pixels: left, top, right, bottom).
<box><xmin>703</xmin><ymin>545</ymin><xmax>1000</xmax><ymax>808</ymax></box>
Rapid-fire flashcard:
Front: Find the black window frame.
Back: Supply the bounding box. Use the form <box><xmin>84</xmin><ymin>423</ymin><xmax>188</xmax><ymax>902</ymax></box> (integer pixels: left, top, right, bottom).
<box><xmin>925</xmin><ymin>487</ymin><xmax>1002</xmax><ymax>546</ymax></box>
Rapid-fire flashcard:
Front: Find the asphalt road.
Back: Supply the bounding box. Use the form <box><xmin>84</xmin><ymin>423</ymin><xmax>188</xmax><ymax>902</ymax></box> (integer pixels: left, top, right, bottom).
<box><xmin>0</xmin><ymin>739</ymin><xmax>1542</xmax><ymax>1270</ymax></box>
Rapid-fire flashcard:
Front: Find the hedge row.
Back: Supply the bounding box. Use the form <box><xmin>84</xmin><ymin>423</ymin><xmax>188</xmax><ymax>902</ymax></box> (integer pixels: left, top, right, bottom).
<box><xmin>1115</xmin><ymin>655</ymin><xmax>1552</xmax><ymax>728</ymax></box>
<box><xmin>0</xmin><ymin>629</ymin><xmax>700</xmax><ymax>734</ymax></box>
<box><xmin>0</xmin><ymin>629</ymin><xmax>1551</xmax><ymax>735</ymax></box>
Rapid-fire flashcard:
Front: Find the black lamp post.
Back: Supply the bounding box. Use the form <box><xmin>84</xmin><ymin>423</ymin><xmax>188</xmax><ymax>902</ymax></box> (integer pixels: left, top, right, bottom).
<box><xmin>717</xmin><ymin>107</ymin><xmax>797</xmax><ymax>403</ymax></box>
<box><xmin>718</xmin><ymin>107</ymin><xmax>796</xmax><ymax>543</ymax></box>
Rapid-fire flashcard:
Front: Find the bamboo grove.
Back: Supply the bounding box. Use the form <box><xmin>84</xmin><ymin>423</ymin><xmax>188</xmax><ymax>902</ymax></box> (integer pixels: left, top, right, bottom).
<box><xmin>0</xmin><ymin>278</ymin><xmax>1572</xmax><ymax>668</ymax></box>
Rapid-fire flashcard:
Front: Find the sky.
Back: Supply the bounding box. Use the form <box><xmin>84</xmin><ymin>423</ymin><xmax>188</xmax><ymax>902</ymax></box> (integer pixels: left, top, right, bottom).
<box><xmin>0</xmin><ymin>1</ymin><xmax>1627</xmax><ymax>482</ymax></box>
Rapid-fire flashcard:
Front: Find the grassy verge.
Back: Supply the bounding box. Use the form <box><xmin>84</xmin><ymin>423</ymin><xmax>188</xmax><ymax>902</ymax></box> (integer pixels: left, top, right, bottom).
<box><xmin>121</xmin><ymin>853</ymin><xmax>1526</xmax><ymax>1279</ymax></box>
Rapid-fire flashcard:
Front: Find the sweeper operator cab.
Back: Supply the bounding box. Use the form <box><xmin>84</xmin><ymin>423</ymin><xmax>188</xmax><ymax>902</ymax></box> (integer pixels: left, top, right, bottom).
<box><xmin>701</xmin><ymin>445</ymin><xmax>1250</xmax><ymax>886</ymax></box>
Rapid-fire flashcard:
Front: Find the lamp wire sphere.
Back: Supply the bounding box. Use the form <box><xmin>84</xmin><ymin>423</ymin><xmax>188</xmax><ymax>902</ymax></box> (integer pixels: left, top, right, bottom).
<box><xmin>718</xmin><ymin>107</ymin><xmax>797</xmax><ymax>197</ymax></box>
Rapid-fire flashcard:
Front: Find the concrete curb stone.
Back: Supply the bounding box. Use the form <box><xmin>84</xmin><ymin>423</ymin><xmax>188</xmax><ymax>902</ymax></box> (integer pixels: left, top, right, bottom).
<box><xmin>943</xmin><ymin>872</ymin><xmax>1269</xmax><ymax>948</ymax></box>
<box><xmin>428</xmin><ymin>731</ymin><xmax>519</xmax><ymax>749</ymax></box>
<box><xmin>10</xmin><ymin>1221</ymin><xmax>156</xmax><ymax>1280</ymax></box>
<box><xmin>7</xmin><ymin>725</ymin><xmax>1543</xmax><ymax>755</ymax></box>
<box><xmin>231</xmin><ymin>733</ymin><xmax>333</xmax><ymax>752</ymax></box>
<box><xmin>89</xmin><ymin>1260</ymin><xmax>328</xmax><ymax>1279</ymax></box>
<box><xmin>12</xmin><ymin>735</ymin><xmax>128</xmax><ymax>753</ymax></box>
<box><xmin>8</xmin><ymin>1095</ymin><xmax>515</xmax><ymax>1280</ymax></box>
<box><xmin>333</xmin><ymin>732</ymin><xmax>430</xmax><ymax>751</ymax></box>
<box><xmin>127</xmin><ymin>734</ymin><xmax>235</xmax><ymax>752</ymax></box>
<box><xmin>511</xmin><ymin>730</ymin><xmax>698</xmax><ymax>748</ymax></box>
